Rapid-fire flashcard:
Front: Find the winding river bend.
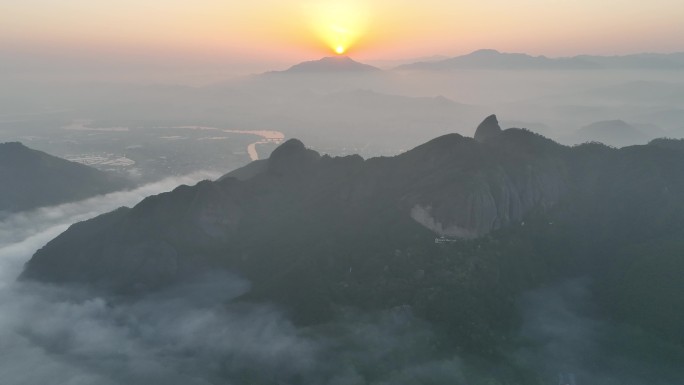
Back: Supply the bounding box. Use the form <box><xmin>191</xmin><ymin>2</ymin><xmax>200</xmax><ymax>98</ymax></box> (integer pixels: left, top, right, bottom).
<box><xmin>180</xmin><ymin>126</ymin><xmax>285</xmax><ymax>161</ymax></box>
<box><xmin>224</xmin><ymin>129</ymin><xmax>285</xmax><ymax>161</ymax></box>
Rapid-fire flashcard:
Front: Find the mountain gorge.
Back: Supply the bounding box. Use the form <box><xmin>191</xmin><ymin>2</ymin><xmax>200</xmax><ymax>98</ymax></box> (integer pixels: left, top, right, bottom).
<box><xmin>21</xmin><ymin>116</ymin><xmax>684</xmax><ymax>382</ymax></box>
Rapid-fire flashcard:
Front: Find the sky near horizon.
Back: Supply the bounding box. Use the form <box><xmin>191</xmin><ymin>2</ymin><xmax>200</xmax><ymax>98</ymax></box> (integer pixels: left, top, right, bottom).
<box><xmin>1</xmin><ymin>0</ymin><xmax>683</xmax><ymax>79</ymax></box>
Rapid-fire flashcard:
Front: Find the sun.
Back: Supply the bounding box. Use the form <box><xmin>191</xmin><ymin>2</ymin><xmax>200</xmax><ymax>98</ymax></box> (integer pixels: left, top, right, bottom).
<box><xmin>303</xmin><ymin>1</ymin><xmax>370</xmax><ymax>55</ymax></box>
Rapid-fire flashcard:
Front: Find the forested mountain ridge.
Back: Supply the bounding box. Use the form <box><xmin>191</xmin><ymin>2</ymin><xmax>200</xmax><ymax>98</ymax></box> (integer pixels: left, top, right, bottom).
<box><xmin>22</xmin><ymin>116</ymin><xmax>684</xmax><ymax>362</ymax></box>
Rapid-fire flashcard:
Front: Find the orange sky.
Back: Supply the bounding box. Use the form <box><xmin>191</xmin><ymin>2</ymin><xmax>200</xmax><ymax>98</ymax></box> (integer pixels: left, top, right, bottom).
<box><xmin>1</xmin><ymin>0</ymin><xmax>683</xmax><ymax>78</ymax></box>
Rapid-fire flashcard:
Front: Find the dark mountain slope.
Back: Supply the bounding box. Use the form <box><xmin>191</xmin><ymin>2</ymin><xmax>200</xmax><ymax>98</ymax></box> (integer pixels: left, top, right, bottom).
<box><xmin>21</xmin><ymin>119</ymin><xmax>684</xmax><ymax>358</ymax></box>
<box><xmin>0</xmin><ymin>142</ymin><xmax>130</xmax><ymax>214</ymax></box>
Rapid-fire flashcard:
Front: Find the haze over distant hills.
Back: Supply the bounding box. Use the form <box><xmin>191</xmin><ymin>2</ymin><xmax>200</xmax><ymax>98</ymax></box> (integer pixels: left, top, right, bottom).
<box><xmin>0</xmin><ymin>142</ymin><xmax>129</xmax><ymax>214</ymax></box>
<box><xmin>264</xmin><ymin>51</ymin><xmax>684</xmax><ymax>75</ymax></box>
<box><xmin>397</xmin><ymin>49</ymin><xmax>684</xmax><ymax>71</ymax></box>
<box><xmin>5</xmin><ymin>49</ymin><xmax>682</xmax><ymax>161</ymax></box>
<box><xmin>266</xmin><ymin>56</ymin><xmax>381</xmax><ymax>74</ymax></box>
<box><xmin>568</xmin><ymin>120</ymin><xmax>653</xmax><ymax>147</ymax></box>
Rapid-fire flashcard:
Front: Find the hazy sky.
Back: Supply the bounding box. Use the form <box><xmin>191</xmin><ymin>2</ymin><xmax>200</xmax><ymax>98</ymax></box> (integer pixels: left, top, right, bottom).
<box><xmin>2</xmin><ymin>0</ymin><xmax>683</xmax><ymax>80</ymax></box>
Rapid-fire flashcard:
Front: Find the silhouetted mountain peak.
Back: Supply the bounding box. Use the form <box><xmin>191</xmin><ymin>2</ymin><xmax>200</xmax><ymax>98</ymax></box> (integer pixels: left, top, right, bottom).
<box><xmin>470</xmin><ymin>49</ymin><xmax>502</xmax><ymax>56</ymax></box>
<box><xmin>474</xmin><ymin>114</ymin><xmax>502</xmax><ymax>142</ymax></box>
<box><xmin>0</xmin><ymin>142</ymin><xmax>31</xmax><ymax>155</ymax></box>
<box><xmin>0</xmin><ymin>142</ymin><xmax>38</xmax><ymax>165</ymax></box>
<box><xmin>270</xmin><ymin>138</ymin><xmax>306</xmax><ymax>158</ymax></box>
<box><xmin>0</xmin><ymin>141</ymin><xmax>26</xmax><ymax>149</ymax></box>
<box><xmin>268</xmin><ymin>138</ymin><xmax>321</xmax><ymax>175</ymax></box>
<box><xmin>0</xmin><ymin>142</ymin><xmax>130</xmax><ymax>214</ymax></box>
<box><xmin>280</xmin><ymin>56</ymin><xmax>381</xmax><ymax>73</ymax></box>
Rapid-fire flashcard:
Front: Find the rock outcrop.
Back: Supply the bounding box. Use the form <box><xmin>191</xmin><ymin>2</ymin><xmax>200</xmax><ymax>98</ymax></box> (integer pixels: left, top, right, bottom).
<box><xmin>474</xmin><ymin>114</ymin><xmax>502</xmax><ymax>142</ymax></box>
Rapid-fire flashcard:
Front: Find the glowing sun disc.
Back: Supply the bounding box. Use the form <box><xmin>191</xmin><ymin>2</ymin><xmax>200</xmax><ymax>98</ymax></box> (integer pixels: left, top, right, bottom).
<box><xmin>303</xmin><ymin>1</ymin><xmax>370</xmax><ymax>55</ymax></box>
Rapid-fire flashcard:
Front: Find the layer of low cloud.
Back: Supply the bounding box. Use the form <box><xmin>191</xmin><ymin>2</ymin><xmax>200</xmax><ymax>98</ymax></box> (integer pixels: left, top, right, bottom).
<box><xmin>0</xmin><ymin>173</ymin><xmax>467</xmax><ymax>385</ymax></box>
<box><xmin>515</xmin><ymin>279</ymin><xmax>684</xmax><ymax>385</ymax></box>
<box><xmin>0</xmin><ymin>171</ymin><xmax>219</xmax><ymax>284</ymax></box>
<box><xmin>2</xmin><ymin>173</ymin><xmax>682</xmax><ymax>384</ymax></box>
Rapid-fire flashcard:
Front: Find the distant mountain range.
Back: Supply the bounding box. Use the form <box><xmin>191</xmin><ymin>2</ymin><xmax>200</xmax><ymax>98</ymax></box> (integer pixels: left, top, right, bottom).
<box><xmin>23</xmin><ymin>115</ymin><xmax>684</xmax><ymax>376</ymax></box>
<box><xmin>0</xmin><ymin>142</ymin><xmax>130</xmax><ymax>214</ymax></box>
<box><xmin>396</xmin><ymin>49</ymin><xmax>684</xmax><ymax>70</ymax></box>
<box><xmin>259</xmin><ymin>50</ymin><xmax>684</xmax><ymax>77</ymax></box>
<box><xmin>266</xmin><ymin>49</ymin><xmax>684</xmax><ymax>75</ymax></box>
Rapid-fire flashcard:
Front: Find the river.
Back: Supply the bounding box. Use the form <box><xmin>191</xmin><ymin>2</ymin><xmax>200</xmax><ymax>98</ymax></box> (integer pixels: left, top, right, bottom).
<box><xmin>179</xmin><ymin>126</ymin><xmax>285</xmax><ymax>161</ymax></box>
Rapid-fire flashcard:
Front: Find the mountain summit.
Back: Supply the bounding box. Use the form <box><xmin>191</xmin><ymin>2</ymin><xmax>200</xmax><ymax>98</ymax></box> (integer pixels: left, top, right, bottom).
<box><xmin>277</xmin><ymin>56</ymin><xmax>381</xmax><ymax>74</ymax></box>
<box><xmin>267</xmin><ymin>138</ymin><xmax>321</xmax><ymax>175</ymax></box>
<box><xmin>396</xmin><ymin>49</ymin><xmax>684</xmax><ymax>71</ymax></box>
<box><xmin>474</xmin><ymin>114</ymin><xmax>502</xmax><ymax>142</ymax></box>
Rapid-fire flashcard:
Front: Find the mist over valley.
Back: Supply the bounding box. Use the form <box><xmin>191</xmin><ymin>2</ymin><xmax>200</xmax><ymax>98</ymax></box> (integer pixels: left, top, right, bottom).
<box><xmin>2</xmin><ymin>1</ymin><xmax>684</xmax><ymax>382</ymax></box>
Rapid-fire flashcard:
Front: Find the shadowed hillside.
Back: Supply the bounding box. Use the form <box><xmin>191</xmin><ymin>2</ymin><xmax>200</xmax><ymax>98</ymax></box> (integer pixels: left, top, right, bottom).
<box><xmin>0</xmin><ymin>142</ymin><xmax>130</xmax><ymax>214</ymax></box>
<box><xmin>21</xmin><ymin>116</ymin><xmax>684</xmax><ymax>383</ymax></box>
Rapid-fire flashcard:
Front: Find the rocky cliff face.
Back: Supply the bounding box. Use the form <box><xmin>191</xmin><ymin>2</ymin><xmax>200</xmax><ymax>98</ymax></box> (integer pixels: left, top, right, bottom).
<box><xmin>473</xmin><ymin>114</ymin><xmax>502</xmax><ymax>142</ymax></box>
<box><xmin>401</xmin><ymin>125</ymin><xmax>568</xmax><ymax>238</ymax></box>
<box><xmin>277</xmin><ymin>56</ymin><xmax>382</xmax><ymax>74</ymax></box>
<box><xmin>408</xmin><ymin>153</ymin><xmax>566</xmax><ymax>238</ymax></box>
